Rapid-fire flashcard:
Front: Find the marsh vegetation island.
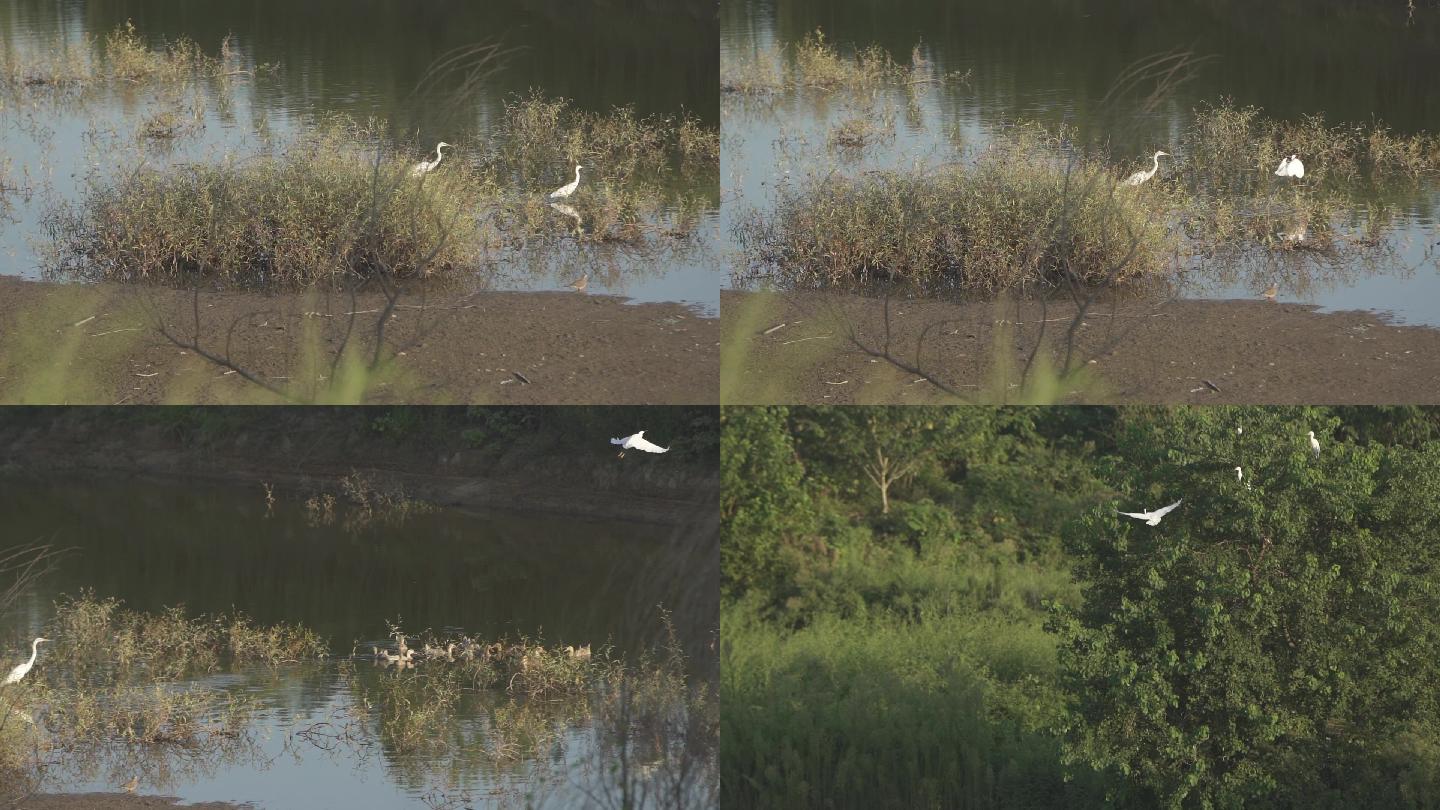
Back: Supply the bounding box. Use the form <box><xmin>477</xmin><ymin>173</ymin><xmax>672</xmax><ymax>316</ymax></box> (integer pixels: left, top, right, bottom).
<box><xmin>0</xmin><ymin>1</ymin><xmax>721</xmax><ymax>405</ymax></box>
<box><xmin>0</xmin><ymin>406</ymin><xmax>720</xmax><ymax>808</ymax></box>
<box><xmin>720</xmin><ymin>1</ymin><xmax>1440</xmax><ymax>404</ymax></box>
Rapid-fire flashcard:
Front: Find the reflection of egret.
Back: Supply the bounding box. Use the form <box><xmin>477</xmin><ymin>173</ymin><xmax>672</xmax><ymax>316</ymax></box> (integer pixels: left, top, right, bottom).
<box><xmin>549</xmin><ymin>164</ymin><xmax>585</xmax><ymax>200</ymax></box>
<box><xmin>1116</xmin><ymin>498</ymin><xmax>1183</xmax><ymax>526</ymax></box>
<box><xmin>548</xmin><ymin>201</ymin><xmax>585</xmax><ymax>235</ymax></box>
<box><xmin>1121</xmin><ymin>151</ymin><xmax>1170</xmax><ymax>187</ymax></box>
<box><xmin>567</xmin><ymin>273</ymin><xmax>590</xmax><ymax>292</ymax></box>
<box><xmin>1279</xmin><ymin>220</ymin><xmax>1308</xmax><ymax>244</ymax></box>
<box><xmin>611</xmin><ymin>430</ymin><xmax>670</xmax><ymax>458</ymax></box>
<box><xmin>411</xmin><ymin>142</ymin><xmax>453</xmax><ymax>177</ymax></box>
<box><xmin>1275</xmin><ymin>154</ymin><xmax>1305</xmax><ymax>179</ymax></box>
<box><xmin>3</xmin><ymin>638</ymin><xmax>49</xmax><ymax>685</ymax></box>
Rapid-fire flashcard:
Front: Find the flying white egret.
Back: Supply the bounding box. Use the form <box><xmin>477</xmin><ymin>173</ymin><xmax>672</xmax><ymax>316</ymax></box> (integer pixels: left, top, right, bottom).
<box><xmin>1117</xmin><ymin>498</ymin><xmax>1183</xmax><ymax>526</ymax></box>
<box><xmin>1275</xmin><ymin>154</ymin><xmax>1305</xmax><ymax>179</ymax></box>
<box><xmin>549</xmin><ymin>164</ymin><xmax>585</xmax><ymax>200</ymax></box>
<box><xmin>1308</xmin><ymin>430</ymin><xmax>1321</xmax><ymax>457</ymax></box>
<box><xmin>611</xmin><ymin>430</ymin><xmax>670</xmax><ymax>458</ymax></box>
<box><xmin>1121</xmin><ymin>151</ymin><xmax>1170</xmax><ymax>187</ymax></box>
<box><xmin>3</xmin><ymin>638</ymin><xmax>49</xmax><ymax>685</ymax></box>
<box><xmin>411</xmin><ymin>142</ymin><xmax>453</xmax><ymax>177</ymax></box>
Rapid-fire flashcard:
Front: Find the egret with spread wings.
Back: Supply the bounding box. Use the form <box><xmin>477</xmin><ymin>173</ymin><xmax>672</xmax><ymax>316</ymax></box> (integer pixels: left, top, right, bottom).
<box><xmin>1117</xmin><ymin>499</ymin><xmax>1183</xmax><ymax>526</ymax></box>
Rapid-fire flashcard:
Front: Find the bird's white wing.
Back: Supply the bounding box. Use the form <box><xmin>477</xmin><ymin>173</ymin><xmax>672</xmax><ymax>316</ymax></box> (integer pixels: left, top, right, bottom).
<box><xmin>1274</xmin><ymin>157</ymin><xmax>1288</xmax><ymax>176</ymax></box>
<box><xmin>1116</xmin><ymin>510</ymin><xmax>1150</xmax><ymax>521</ymax></box>
<box><xmin>610</xmin><ymin>436</ymin><xmax>629</xmax><ymax>446</ymax></box>
<box><xmin>629</xmin><ymin>436</ymin><xmax>670</xmax><ymax>454</ymax></box>
<box><xmin>1153</xmin><ymin>499</ymin><xmax>1183</xmax><ymax>518</ymax></box>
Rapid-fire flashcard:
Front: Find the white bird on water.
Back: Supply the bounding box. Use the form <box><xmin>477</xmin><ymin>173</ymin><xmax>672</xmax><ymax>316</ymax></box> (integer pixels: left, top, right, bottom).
<box><xmin>1275</xmin><ymin>154</ymin><xmax>1305</xmax><ymax>179</ymax></box>
<box><xmin>611</xmin><ymin>430</ymin><xmax>670</xmax><ymax>458</ymax></box>
<box><xmin>1117</xmin><ymin>498</ymin><xmax>1183</xmax><ymax>526</ymax></box>
<box><xmin>411</xmin><ymin>142</ymin><xmax>453</xmax><ymax>177</ymax></box>
<box><xmin>549</xmin><ymin>164</ymin><xmax>585</xmax><ymax>200</ymax></box>
<box><xmin>1122</xmin><ymin>151</ymin><xmax>1170</xmax><ymax>187</ymax></box>
<box><xmin>3</xmin><ymin>638</ymin><xmax>49</xmax><ymax>685</ymax></box>
<box><xmin>1308</xmin><ymin>430</ymin><xmax>1321</xmax><ymax>457</ymax></box>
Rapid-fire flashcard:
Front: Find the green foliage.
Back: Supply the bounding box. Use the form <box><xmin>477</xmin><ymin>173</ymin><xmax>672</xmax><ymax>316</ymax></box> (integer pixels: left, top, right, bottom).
<box><xmin>1052</xmin><ymin>406</ymin><xmax>1440</xmax><ymax>808</ymax></box>
<box><xmin>723</xmin><ymin>406</ymin><xmax>1440</xmax><ymax>809</ymax></box>
<box><xmin>721</xmin><ymin>407</ymin><xmax>816</xmax><ymax>596</ymax></box>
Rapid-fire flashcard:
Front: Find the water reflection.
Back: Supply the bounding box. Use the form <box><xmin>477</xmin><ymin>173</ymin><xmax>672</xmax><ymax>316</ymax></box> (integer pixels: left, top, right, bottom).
<box><xmin>0</xmin><ymin>0</ymin><xmax>721</xmax><ymax>311</ymax></box>
<box><xmin>0</xmin><ymin>477</ymin><xmax>716</xmax><ymax>808</ymax></box>
<box><xmin>722</xmin><ymin>0</ymin><xmax>1440</xmax><ymax>325</ymax></box>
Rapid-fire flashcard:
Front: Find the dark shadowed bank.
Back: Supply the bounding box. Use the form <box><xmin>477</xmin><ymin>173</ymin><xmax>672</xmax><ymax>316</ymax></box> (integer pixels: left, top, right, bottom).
<box><xmin>19</xmin><ymin>796</ymin><xmax>247</xmax><ymax>809</ymax></box>
<box><xmin>0</xmin><ymin>406</ymin><xmax>718</xmax><ymax>527</ymax></box>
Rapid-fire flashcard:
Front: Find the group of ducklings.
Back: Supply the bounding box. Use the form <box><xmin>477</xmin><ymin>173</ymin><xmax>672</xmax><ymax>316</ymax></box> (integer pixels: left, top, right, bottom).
<box><xmin>369</xmin><ymin>634</ymin><xmax>591</xmax><ymax>671</ymax></box>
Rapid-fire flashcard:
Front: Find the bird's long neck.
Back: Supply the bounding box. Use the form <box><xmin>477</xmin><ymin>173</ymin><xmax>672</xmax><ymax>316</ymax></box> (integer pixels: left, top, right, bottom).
<box><xmin>574</xmin><ymin>165</ymin><xmax>582</xmax><ymax>182</ymax></box>
<box><xmin>27</xmin><ymin>640</ymin><xmax>40</xmax><ymax>665</ymax></box>
<box><xmin>1151</xmin><ymin>154</ymin><xmax>1162</xmax><ymax>173</ymax></box>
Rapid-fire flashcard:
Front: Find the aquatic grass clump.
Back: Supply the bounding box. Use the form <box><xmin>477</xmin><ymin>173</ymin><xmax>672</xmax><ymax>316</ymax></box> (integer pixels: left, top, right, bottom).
<box><xmin>495</xmin><ymin>92</ymin><xmax>718</xmax><ymax>180</ymax></box>
<box><xmin>1181</xmin><ymin>100</ymin><xmax>1440</xmax><ymax>190</ymax></box>
<box><xmin>1</xmin><ymin>21</ymin><xmax>249</xmax><ymax>94</ymax></box>
<box><xmin>47</xmin><ymin>593</ymin><xmax>327</xmax><ymax>677</ymax></box>
<box><xmin>737</xmin><ymin>127</ymin><xmax>1179</xmax><ymax>293</ymax></box>
<box><xmin>722</xmin><ymin>29</ymin><xmax>964</xmax><ymax>95</ymax></box>
<box><xmin>48</xmin><ymin>118</ymin><xmax>489</xmax><ymax>286</ymax></box>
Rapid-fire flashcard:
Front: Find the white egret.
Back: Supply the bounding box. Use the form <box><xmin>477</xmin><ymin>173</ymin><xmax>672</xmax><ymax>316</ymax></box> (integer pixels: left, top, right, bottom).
<box><xmin>1121</xmin><ymin>151</ymin><xmax>1170</xmax><ymax>187</ymax></box>
<box><xmin>1237</xmin><ymin>426</ymin><xmax>1244</xmax><ymax>435</ymax></box>
<box><xmin>411</xmin><ymin>142</ymin><xmax>453</xmax><ymax>177</ymax></box>
<box><xmin>1275</xmin><ymin>154</ymin><xmax>1305</xmax><ymax>179</ymax></box>
<box><xmin>1235</xmin><ymin>466</ymin><xmax>1243</xmax><ymax>482</ymax></box>
<box><xmin>611</xmin><ymin>430</ymin><xmax>670</xmax><ymax>458</ymax></box>
<box><xmin>3</xmin><ymin>638</ymin><xmax>49</xmax><ymax>685</ymax></box>
<box><xmin>1117</xmin><ymin>498</ymin><xmax>1183</xmax><ymax>526</ymax></box>
<box><xmin>549</xmin><ymin>164</ymin><xmax>585</xmax><ymax>200</ymax></box>
<box><xmin>1308</xmin><ymin>430</ymin><xmax>1321</xmax><ymax>457</ymax></box>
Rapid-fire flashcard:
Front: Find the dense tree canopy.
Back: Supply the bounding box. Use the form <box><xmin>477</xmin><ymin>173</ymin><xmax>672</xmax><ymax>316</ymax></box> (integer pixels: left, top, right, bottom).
<box><xmin>722</xmin><ymin>406</ymin><xmax>1440</xmax><ymax>809</ymax></box>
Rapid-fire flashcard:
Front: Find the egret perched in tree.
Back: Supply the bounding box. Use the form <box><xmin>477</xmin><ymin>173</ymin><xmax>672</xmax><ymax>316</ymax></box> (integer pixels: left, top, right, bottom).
<box><xmin>411</xmin><ymin>142</ymin><xmax>453</xmax><ymax>177</ymax></box>
<box><xmin>1275</xmin><ymin>154</ymin><xmax>1305</xmax><ymax>179</ymax></box>
<box><xmin>1235</xmin><ymin>466</ymin><xmax>1244</xmax><ymax>482</ymax></box>
<box><xmin>1308</xmin><ymin>430</ymin><xmax>1321</xmax><ymax>457</ymax></box>
<box><xmin>611</xmin><ymin>430</ymin><xmax>669</xmax><ymax>458</ymax></box>
<box><xmin>549</xmin><ymin>164</ymin><xmax>585</xmax><ymax>200</ymax></box>
<box><xmin>1117</xmin><ymin>498</ymin><xmax>1183</xmax><ymax>526</ymax></box>
<box><xmin>1121</xmin><ymin>151</ymin><xmax>1170</xmax><ymax>187</ymax></box>
<box><xmin>3</xmin><ymin>638</ymin><xmax>49</xmax><ymax>685</ymax></box>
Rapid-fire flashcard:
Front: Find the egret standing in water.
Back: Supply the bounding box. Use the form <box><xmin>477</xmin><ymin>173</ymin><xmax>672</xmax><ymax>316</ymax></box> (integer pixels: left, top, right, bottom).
<box><xmin>411</xmin><ymin>142</ymin><xmax>452</xmax><ymax>177</ymax></box>
<box><xmin>611</xmin><ymin>430</ymin><xmax>670</xmax><ymax>458</ymax></box>
<box><xmin>1117</xmin><ymin>498</ymin><xmax>1183</xmax><ymax>526</ymax></box>
<box><xmin>1122</xmin><ymin>151</ymin><xmax>1170</xmax><ymax>187</ymax></box>
<box><xmin>549</xmin><ymin>164</ymin><xmax>585</xmax><ymax>200</ymax></box>
<box><xmin>1275</xmin><ymin>154</ymin><xmax>1305</xmax><ymax>179</ymax></box>
<box><xmin>3</xmin><ymin>638</ymin><xmax>49</xmax><ymax>685</ymax></box>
